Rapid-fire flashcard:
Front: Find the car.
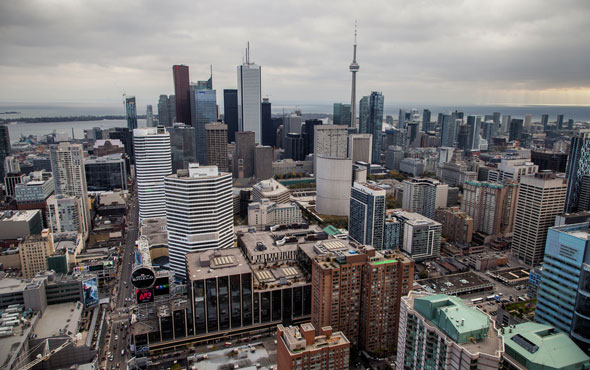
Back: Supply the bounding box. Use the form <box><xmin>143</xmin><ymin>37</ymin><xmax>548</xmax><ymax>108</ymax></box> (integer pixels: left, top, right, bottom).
<box><xmin>121</xmin><ymin>349</ymin><xmax>125</xmax><ymax>356</ymax></box>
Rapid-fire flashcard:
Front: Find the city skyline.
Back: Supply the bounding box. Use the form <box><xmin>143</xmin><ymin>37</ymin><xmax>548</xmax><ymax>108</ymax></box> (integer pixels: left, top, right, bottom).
<box><xmin>1</xmin><ymin>1</ymin><xmax>589</xmax><ymax>107</ymax></box>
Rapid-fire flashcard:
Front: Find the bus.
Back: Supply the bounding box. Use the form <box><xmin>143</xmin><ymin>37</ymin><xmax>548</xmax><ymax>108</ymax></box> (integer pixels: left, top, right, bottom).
<box><xmin>471</xmin><ymin>298</ymin><xmax>484</xmax><ymax>305</ymax></box>
<box><xmin>486</xmin><ymin>295</ymin><xmax>496</xmax><ymax>301</ymax></box>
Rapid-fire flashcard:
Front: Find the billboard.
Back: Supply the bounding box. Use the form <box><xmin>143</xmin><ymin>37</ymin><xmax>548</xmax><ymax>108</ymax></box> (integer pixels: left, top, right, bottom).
<box><xmin>83</xmin><ymin>277</ymin><xmax>99</xmax><ymax>307</ymax></box>
<box><xmin>130</xmin><ymin>267</ymin><xmax>156</xmax><ymax>289</ymax></box>
<box><xmin>153</xmin><ymin>276</ymin><xmax>170</xmax><ymax>296</ymax></box>
<box><xmin>136</xmin><ymin>288</ymin><xmax>154</xmax><ymax>304</ymax></box>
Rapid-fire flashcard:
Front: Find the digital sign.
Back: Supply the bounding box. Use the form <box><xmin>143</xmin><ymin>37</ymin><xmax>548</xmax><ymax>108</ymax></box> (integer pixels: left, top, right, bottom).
<box><xmin>153</xmin><ymin>276</ymin><xmax>170</xmax><ymax>296</ymax></box>
<box><xmin>83</xmin><ymin>277</ymin><xmax>99</xmax><ymax>307</ymax></box>
<box><xmin>136</xmin><ymin>288</ymin><xmax>154</xmax><ymax>303</ymax></box>
<box><xmin>130</xmin><ymin>267</ymin><xmax>156</xmax><ymax>289</ymax></box>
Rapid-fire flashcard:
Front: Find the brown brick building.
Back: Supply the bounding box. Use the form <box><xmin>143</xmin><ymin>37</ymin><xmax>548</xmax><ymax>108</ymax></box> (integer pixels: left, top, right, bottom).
<box><xmin>435</xmin><ymin>207</ymin><xmax>474</xmax><ymax>244</ymax></box>
<box><xmin>277</xmin><ymin>323</ymin><xmax>350</xmax><ymax>370</ymax></box>
<box><xmin>301</xmin><ymin>239</ymin><xmax>414</xmax><ymax>354</ymax></box>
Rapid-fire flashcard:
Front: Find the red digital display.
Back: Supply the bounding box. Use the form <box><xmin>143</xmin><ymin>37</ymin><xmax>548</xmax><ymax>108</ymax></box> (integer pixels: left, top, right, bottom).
<box><xmin>136</xmin><ymin>288</ymin><xmax>154</xmax><ymax>303</ymax></box>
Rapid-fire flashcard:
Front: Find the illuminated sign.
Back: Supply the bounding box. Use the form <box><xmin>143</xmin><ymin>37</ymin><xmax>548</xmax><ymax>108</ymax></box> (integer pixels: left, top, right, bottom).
<box><xmin>136</xmin><ymin>288</ymin><xmax>154</xmax><ymax>303</ymax></box>
<box><xmin>130</xmin><ymin>267</ymin><xmax>155</xmax><ymax>289</ymax></box>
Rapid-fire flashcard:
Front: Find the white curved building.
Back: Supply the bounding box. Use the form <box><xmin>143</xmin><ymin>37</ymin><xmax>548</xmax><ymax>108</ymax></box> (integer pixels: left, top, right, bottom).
<box><xmin>165</xmin><ymin>164</ymin><xmax>234</xmax><ymax>277</ymax></box>
<box><xmin>315</xmin><ymin>155</ymin><xmax>352</xmax><ymax>216</ymax></box>
<box><xmin>133</xmin><ymin>127</ymin><xmax>172</xmax><ymax>220</ymax></box>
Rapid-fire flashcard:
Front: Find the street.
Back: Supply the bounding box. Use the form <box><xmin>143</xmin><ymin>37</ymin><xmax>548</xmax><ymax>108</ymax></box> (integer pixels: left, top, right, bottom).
<box><xmin>103</xmin><ymin>188</ymin><xmax>139</xmax><ymax>369</ymax></box>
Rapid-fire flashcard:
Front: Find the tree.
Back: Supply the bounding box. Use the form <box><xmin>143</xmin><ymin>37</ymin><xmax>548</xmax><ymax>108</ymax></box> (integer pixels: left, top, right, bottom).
<box><xmin>418</xmin><ymin>269</ymin><xmax>429</xmax><ymax>279</ymax></box>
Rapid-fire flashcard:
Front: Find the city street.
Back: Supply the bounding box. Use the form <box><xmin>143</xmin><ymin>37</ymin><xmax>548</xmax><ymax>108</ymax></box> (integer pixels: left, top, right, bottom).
<box><xmin>104</xmin><ymin>189</ymin><xmax>139</xmax><ymax>369</ymax></box>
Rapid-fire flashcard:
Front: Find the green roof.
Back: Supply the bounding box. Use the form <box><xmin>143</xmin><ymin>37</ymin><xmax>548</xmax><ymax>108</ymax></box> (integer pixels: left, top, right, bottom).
<box><xmin>502</xmin><ymin>322</ymin><xmax>590</xmax><ymax>370</ymax></box>
<box><xmin>373</xmin><ymin>259</ymin><xmax>397</xmax><ymax>265</ymax></box>
<box><xmin>323</xmin><ymin>225</ymin><xmax>341</xmax><ymax>236</ymax></box>
<box><xmin>414</xmin><ymin>294</ymin><xmax>490</xmax><ymax>344</ymax></box>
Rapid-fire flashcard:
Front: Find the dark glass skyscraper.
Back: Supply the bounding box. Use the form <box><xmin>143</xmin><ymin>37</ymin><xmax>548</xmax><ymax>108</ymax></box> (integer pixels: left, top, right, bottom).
<box><xmin>0</xmin><ymin>125</ymin><xmax>10</xmax><ymax>181</ymax></box>
<box><xmin>190</xmin><ymin>84</ymin><xmax>217</xmax><ymax>165</ymax></box>
<box><xmin>173</xmin><ymin>65</ymin><xmax>191</xmax><ymax>125</ymax></box>
<box><xmin>466</xmin><ymin>115</ymin><xmax>481</xmax><ymax>150</ymax></box>
<box><xmin>302</xmin><ymin>119</ymin><xmax>321</xmax><ymax>156</ymax></box>
<box><xmin>223</xmin><ymin>89</ymin><xmax>238</xmax><ymax>143</ymax></box>
<box><xmin>368</xmin><ymin>92</ymin><xmax>384</xmax><ymax>163</ymax></box>
<box><xmin>422</xmin><ymin>109</ymin><xmax>431</xmax><ymax>132</ymax></box>
<box><xmin>565</xmin><ymin>130</ymin><xmax>590</xmax><ymax>213</ymax></box>
<box><xmin>333</xmin><ymin>103</ymin><xmax>351</xmax><ymax>127</ymax></box>
<box><xmin>541</xmin><ymin>114</ymin><xmax>549</xmax><ymax>130</ymax></box>
<box><xmin>557</xmin><ymin>114</ymin><xmax>564</xmax><ymax>130</ymax></box>
<box><xmin>125</xmin><ymin>96</ymin><xmax>138</xmax><ymax>130</ymax></box>
<box><xmin>358</xmin><ymin>96</ymin><xmax>369</xmax><ymax>134</ymax></box>
<box><xmin>261</xmin><ymin>98</ymin><xmax>274</xmax><ymax>147</ymax></box>
<box><xmin>509</xmin><ymin>119</ymin><xmax>524</xmax><ymax>142</ymax></box>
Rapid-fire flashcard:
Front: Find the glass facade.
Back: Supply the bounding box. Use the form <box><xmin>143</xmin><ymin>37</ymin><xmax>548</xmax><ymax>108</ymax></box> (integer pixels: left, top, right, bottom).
<box><xmin>191</xmin><ymin>87</ymin><xmax>217</xmax><ymax>165</ymax></box>
<box><xmin>85</xmin><ymin>157</ymin><xmax>127</xmax><ymax>191</ymax></box>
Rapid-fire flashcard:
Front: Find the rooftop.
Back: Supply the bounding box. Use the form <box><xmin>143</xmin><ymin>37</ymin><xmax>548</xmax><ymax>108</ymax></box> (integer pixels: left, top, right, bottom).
<box><xmin>139</xmin><ymin>217</ymin><xmax>168</xmax><ymax>247</ymax></box>
<box><xmin>551</xmin><ymin>222</ymin><xmax>590</xmax><ymax>240</ymax></box>
<box><xmin>279</xmin><ymin>323</ymin><xmax>349</xmax><ymax>354</ymax></box>
<box><xmin>34</xmin><ymin>301</ymin><xmax>83</xmax><ymax>339</ymax></box>
<box><xmin>253</xmin><ymin>179</ymin><xmax>289</xmax><ymax>196</ymax></box>
<box><xmin>187</xmin><ymin>249</ymin><xmax>251</xmax><ymax>281</ymax></box>
<box><xmin>0</xmin><ymin>277</ymin><xmax>27</xmax><ymax>294</ymax></box>
<box><xmin>407</xmin><ymin>292</ymin><xmax>502</xmax><ymax>359</ymax></box>
<box><xmin>417</xmin><ymin>271</ymin><xmax>494</xmax><ymax>296</ymax></box>
<box><xmin>0</xmin><ymin>210</ymin><xmax>40</xmax><ymax>222</ymax></box>
<box><xmin>502</xmin><ymin>322</ymin><xmax>590</xmax><ymax>369</ymax></box>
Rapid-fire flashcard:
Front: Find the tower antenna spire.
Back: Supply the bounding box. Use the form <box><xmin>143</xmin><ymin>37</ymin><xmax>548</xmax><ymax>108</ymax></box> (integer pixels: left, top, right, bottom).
<box><xmin>349</xmin><ymin>21</ymin><xmax>360</xmax><ymax>129</ymax></box>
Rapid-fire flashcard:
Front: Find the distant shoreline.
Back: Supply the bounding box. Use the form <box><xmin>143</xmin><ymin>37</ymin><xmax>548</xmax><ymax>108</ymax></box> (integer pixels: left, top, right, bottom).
<box><xmin>0</xmin><ymin>115</ymin><xmax>146</xmax><ymax>124</ymax></box>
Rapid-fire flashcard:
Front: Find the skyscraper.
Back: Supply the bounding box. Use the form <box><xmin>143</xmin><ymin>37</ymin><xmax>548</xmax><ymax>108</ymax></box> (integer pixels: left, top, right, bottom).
<box><xmin>233</xmin><ymin>131</ymin><xmax>255</xmax><ymax>179</ymax></box>
<box><xmin>333</xmin><ymin>103</ymin><xmax>351</xmax><ymax>127</ymax></box>
<box><xmin>509</xmin><ymin>118</ymin><xmax>523</xmax><ymax>142</ymax></box>
<box><xmin>512</xmin><ymin>171</ymin><xmax>567</xmax><ymax>266</ymax></box>
<box><xmin>0</xmin><ymin>125</ymin><xmax>10</xmax><ymax>181</ymax></box>
<box><xmin>349</xmin><ymin>25</ymin><xmax>359</xmax><ymax>129</ymax></box>
<box><xmin>349</xmin><ymin>182</ymin><xmax>386</xmax><ymax>249</ymax></box>
<box><xmin>261</xmin><ymin>98</ymin><xmax>274</xmax><ymax>146</ymax></box>
<box><xmin>125</xmin><ymin>96</ymin><xmax>138</xmax><ymax>130</ymax></box>
<box><xmin>440</xmin><ymin>113</ymin><xmax>457</xmax><ymax>147</ymax></box>
<box><xmin>173</xmin><ymin>64</ymin><xmax>191</xmax><ymax>125</ymax></box>
<box><xmin>367</xmin><ymin>92</ymin><xmax>384</xmax><ymax>163</ymax></box>
<box><xmin>466</xmin><ymin>115</ymin><xmax>481</xmax><ymax>150</ymax></box>
<box><xmin>223</xmin><ymin>89</ymin><xmax>238</xmax><ymax>143</ymax></box>
<box><xmin>190</xmin><ymin>83</ymin><xmax>217</xmax><ymax>164</ymax></box>
<box><xmin>422</xmin><ymin>109</ymin><xmax>431</xmax><ymax>132</ymax></box>
<box><xmin>133</xmin><ymin>127</ymin><xmax>172</xmax><ymax>220</ymax></box>
<box><xmin>237</xmin><ymin>46</ymin><xmax>262</xmax><ymax>143</ymax></box>
<box><xmin>146</xmin><ymin>104</ymin><xmax>154</xmax><ymax>127</ymax></box>
<box><xmin>157</xmin><ymin>94</ymin><xmax>175</xmax><ymax>127</ymax></box>
<box><xmin>302</xmin><ymin>119</ymin><xmax>321</xmax><ymax>156</ymax></box>
<box><xmin>402</xmin><ymin>178</ymin><xmax>448</xmax><ymax>219</ymax></box>
<box><xmin>50</xmin><ymin>142</ymin><xmax>90</xmax><ymax>236</ymax></box>
<box><xmin>536</xmin><ymin>223</ymin><xmax>590</xmax><ymax>354</ymax></box>
<box><xmin>557</xmin><ymin>114</ymin><xmax>564</xmax><ymax>129</ymax></box>
<box><xmin>165</xmin><ymin>164</ymin><xmax>233</xmax><ymax>277</ymax></box>
<box><xmin>358</xmin><ymin>96</ymin><xmax>369</xmax><ymax>134</ymax></box>
<box><xmin>462</xmin><ymin>180</ymin><xmax>518</xmax><ymax>236</ymax></box>
<box><xmin>205</xmin><ymin>123</ymin><xmax>228</xmax><ymax>171</ymax></box>
<box><xmin>284</xmin><ymin>133</ymin><xmax>304</xmax><ymax>161</ymax></box>
<box><xmin>168</xmin><ymin>123</ymin><xmax>196</xmax><ymax>173</ymax></box>
<box><xmin>565</xmin><ymin>130</ymin><xmax>590</xmax><ymax>213</ymax></box>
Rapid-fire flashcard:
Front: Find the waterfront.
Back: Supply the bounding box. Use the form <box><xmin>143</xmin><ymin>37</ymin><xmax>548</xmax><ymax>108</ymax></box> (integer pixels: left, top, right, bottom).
<box><xmin>6</xmin><ymin>119</ymin><xmax>147</xmax><ymax>143</ymax></box>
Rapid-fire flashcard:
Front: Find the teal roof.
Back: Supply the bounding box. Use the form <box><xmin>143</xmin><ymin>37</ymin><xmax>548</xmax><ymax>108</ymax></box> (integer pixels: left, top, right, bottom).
<box><xmin>323</xmin><ymin>225</ymin><xmax>341</xmax><ymax>236</ymax></box>
<box><xmin>414</xmin><ymin>294</ymin><xmax>490</xmax><ymax>344</ymax></box>
<box><xmin>502</xmin><ymin>322</ymin><xmax>590</xmax><ymax>370</ymax></box>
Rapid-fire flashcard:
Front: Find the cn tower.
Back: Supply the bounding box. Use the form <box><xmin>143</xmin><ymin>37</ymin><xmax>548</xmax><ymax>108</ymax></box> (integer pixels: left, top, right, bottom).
<box><xmin>349</xmin><ymin>23</ymin><xmax>359</xmax><ymax>129</ymax></box>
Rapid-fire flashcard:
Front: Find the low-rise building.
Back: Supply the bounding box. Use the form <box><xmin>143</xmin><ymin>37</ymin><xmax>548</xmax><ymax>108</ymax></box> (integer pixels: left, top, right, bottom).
<box><xmin>19</xmin><ymin>229</ymin><xmax>54</xmax><ymax>279</ymax></box>
<box><xmin>277</xmin><ymin>323</ymin><xmax>350</xmax><ymax>370</ymax></box>
<box><xmin>252</xmin><ymin>178</ymin><xmax>291</xmax><ymax>204</ymax></box>
<box><xmin>247</xmin><ymin>199</ymin><xmax>303</xmax><ymax>230</ymax></box>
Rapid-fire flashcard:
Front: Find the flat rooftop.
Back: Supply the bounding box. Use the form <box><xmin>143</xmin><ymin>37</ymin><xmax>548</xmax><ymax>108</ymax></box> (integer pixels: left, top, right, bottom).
<box><xmin>251</xmin><ymin>261</ymin><xmax>309</xmax><ymax>292</ymax></box>
<box><xmin>0</xmin><ymin>277</ymin><xmax>27</xmax><ymax>295</ymax></box>
<box><xmin>407</xmin><ymin>292</ymin><xmax>502</xmax><ymax>359</ymax></box>
<box><xmin>503</xmin><ymin>322</ymin><xmax>590</xmax><ymax>369</ymax></box>
<box><xmin>187</xmin><ymin>249</ymin><xmax>251</xmax><ymax>281</ymax></box>
<box><xmin>489</xmin><ymin>267</ymin><xmax>530</xmax><ymax>284</ymax></box>
<box><xmin>184</xmin><ymin>342</ymin><xmax>275</xmax><ymax>370</ymax></box>
<box><xmin>34</xmin><ymin>301</ymin><xmax>83</xmax><ymax>339</ymax></box>
<box><xmin>252</xmin><ymin>179</ymin><xmax>289</xmax><ymax>196</ymax></box>
<box><xmin>0</xmin><ymin>210</ymin><xmax>39</xmax><ymax>222</ymax></box>
<box><xmin>417</xmin><ymin>272</ymin><xmax>494</xmax><ymax>296</ymax></box>
<box><xmin>140</xmin><ymin>217</ymin><xmax>168</xmax><ymax>247</ymax></box>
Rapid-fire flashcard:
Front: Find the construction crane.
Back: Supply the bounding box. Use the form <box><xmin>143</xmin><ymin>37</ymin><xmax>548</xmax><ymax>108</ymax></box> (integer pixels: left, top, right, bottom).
<box><xmin>17</xmin><ymin>336</ymin><xmax>74</xmax><ymax>370</ymax></box>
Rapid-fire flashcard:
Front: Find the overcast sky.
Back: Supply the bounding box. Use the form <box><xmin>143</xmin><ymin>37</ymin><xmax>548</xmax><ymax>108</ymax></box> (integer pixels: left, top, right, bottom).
<box><xmin>1</xmin><ymin>0</ymin><xmax>589</xmax><ymax>109</ymax></box>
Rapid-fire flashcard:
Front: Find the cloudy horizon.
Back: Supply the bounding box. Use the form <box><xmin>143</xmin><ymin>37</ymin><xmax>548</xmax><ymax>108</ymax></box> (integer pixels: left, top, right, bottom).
<box><xmin>1</xmin><ymin>0</ymin><xmax>589</xmax><ymax>109</ymax></box>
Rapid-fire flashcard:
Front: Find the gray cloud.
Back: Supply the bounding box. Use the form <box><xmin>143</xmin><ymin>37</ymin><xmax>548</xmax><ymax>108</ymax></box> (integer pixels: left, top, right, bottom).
<box><xmin>0</xmin><ymin>0</ymin><xmax>588</xmax><ymax>108</ymax></box>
